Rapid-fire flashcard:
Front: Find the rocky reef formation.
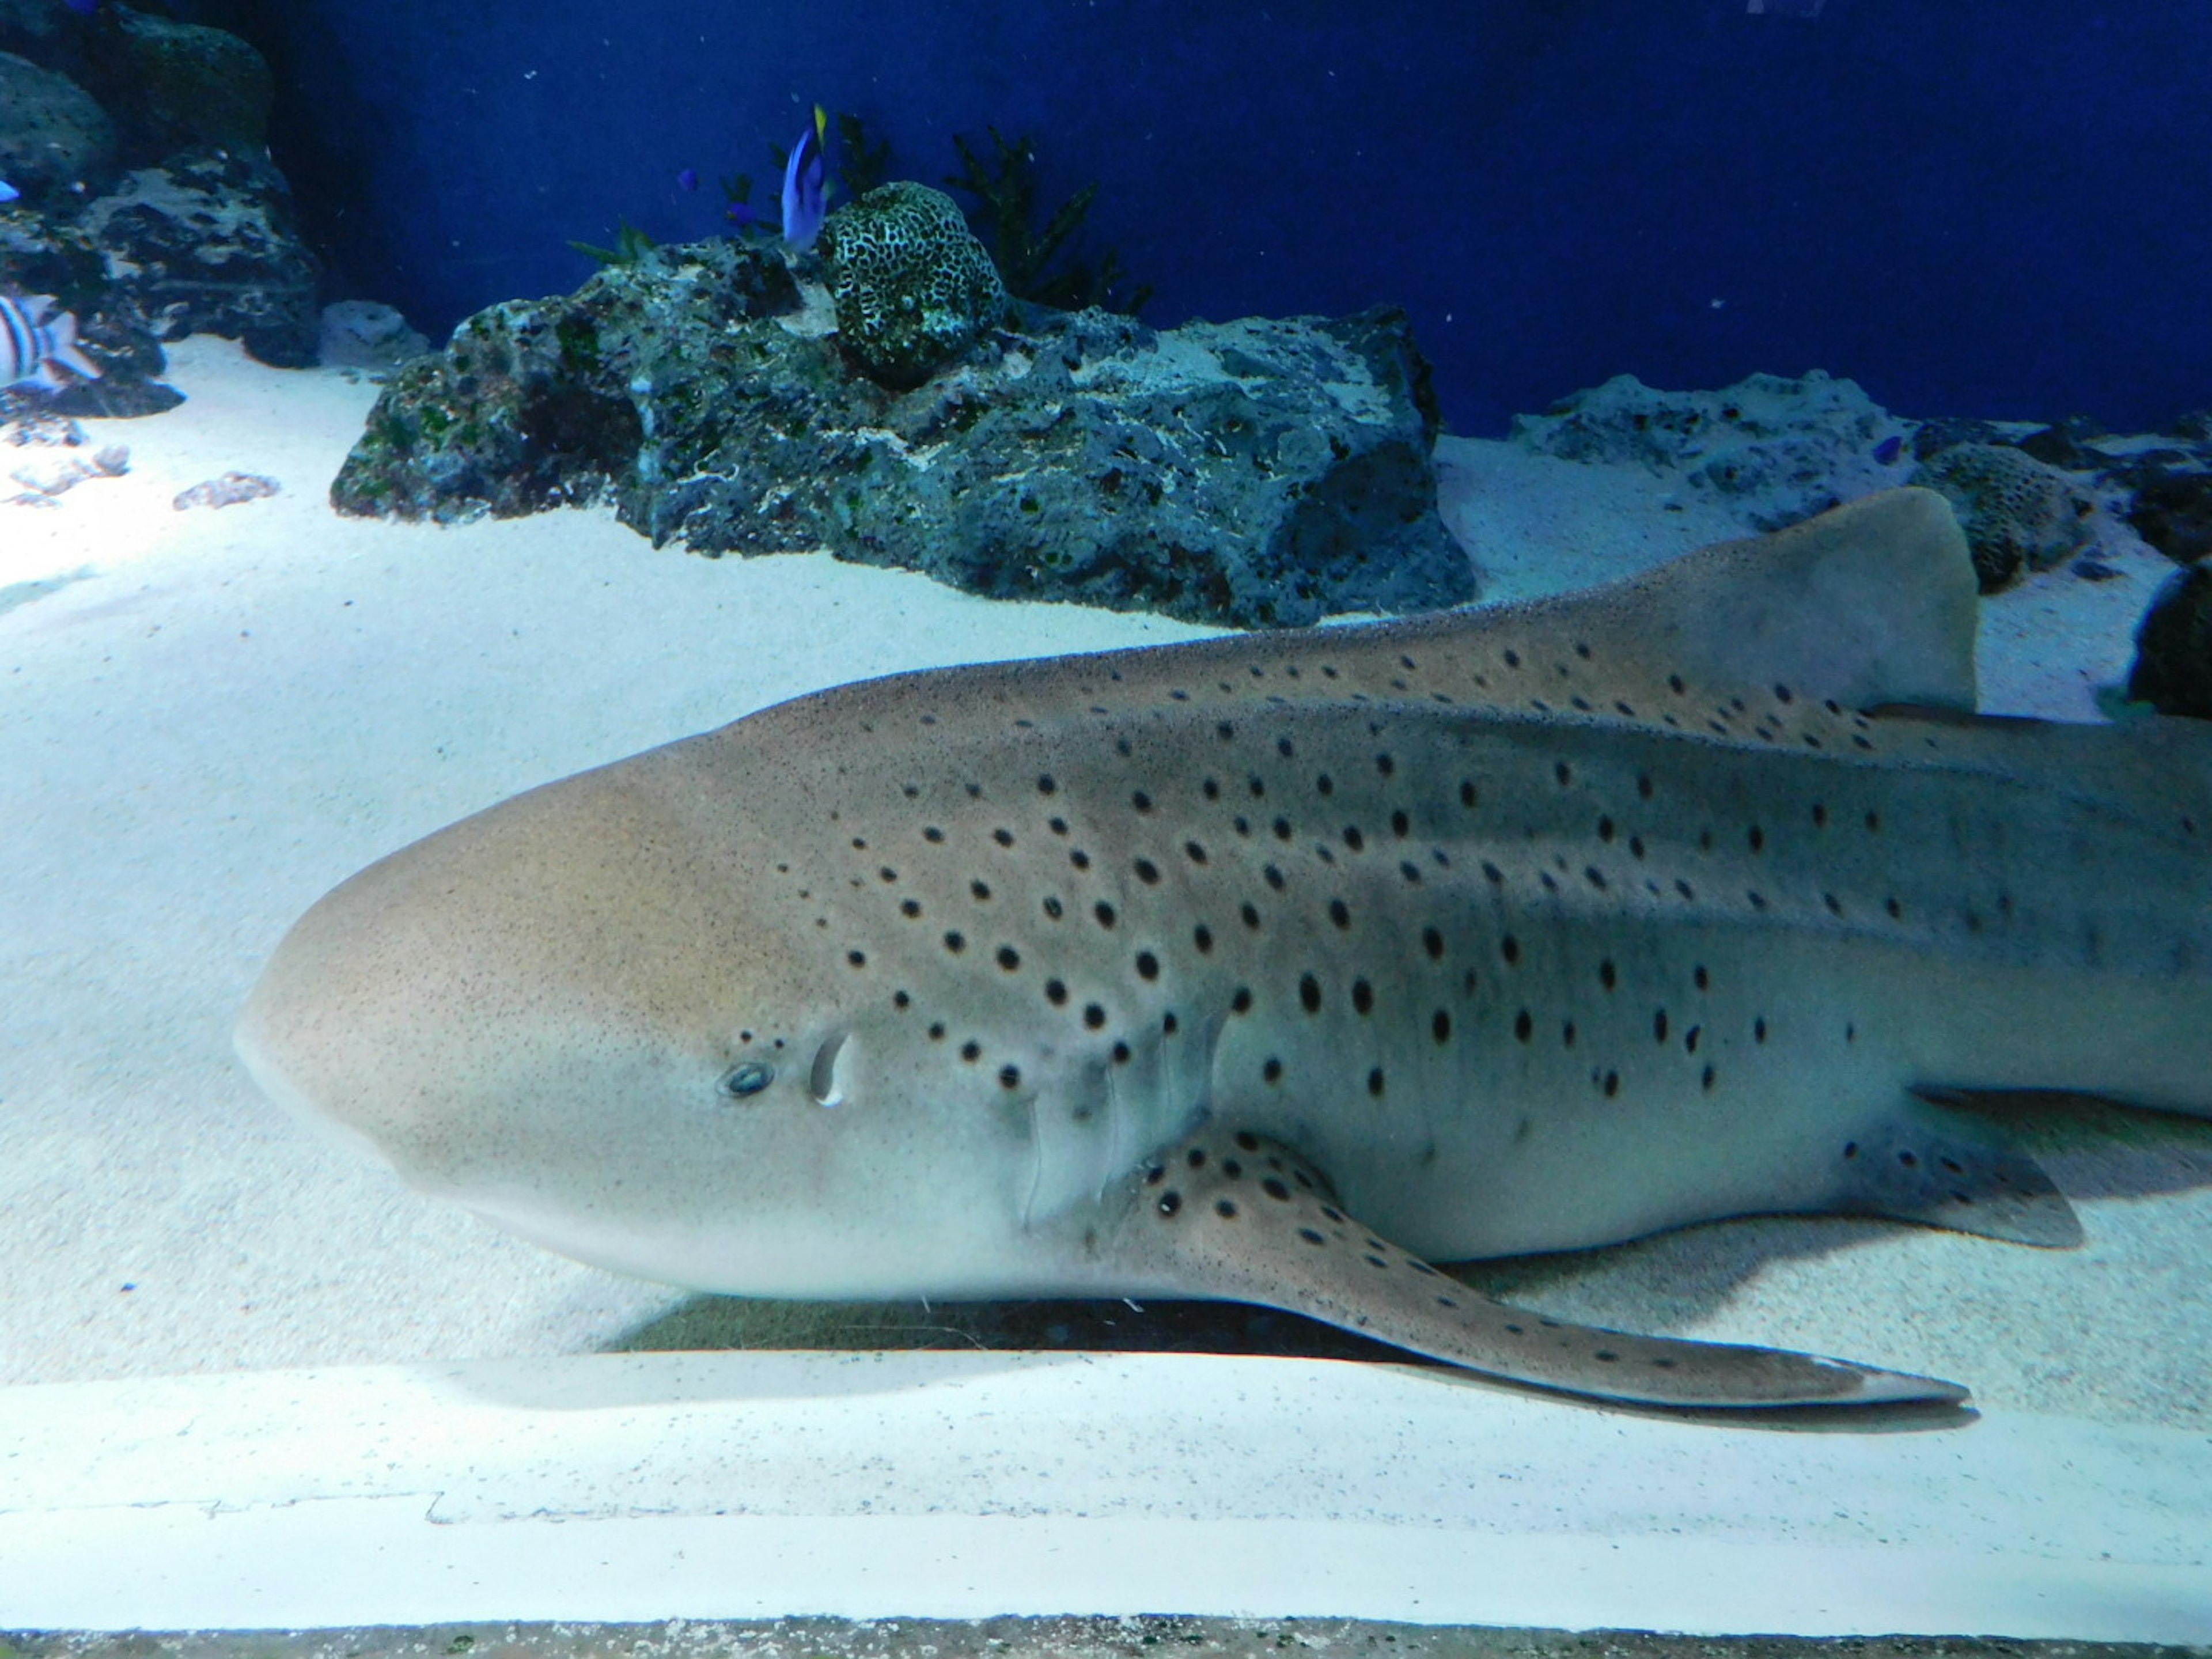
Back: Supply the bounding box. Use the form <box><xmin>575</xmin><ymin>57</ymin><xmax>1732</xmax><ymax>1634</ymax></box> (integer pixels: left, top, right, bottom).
<box><xmin>1505</xmin><ymin>367</ymin><xmax>2212</xmax><ymax>710</ymax></box>
<box><xmin>0</xmin><ymin>0</ymin><xmax>320</xmax><ymax>417</ymax></box>
<box><xmin>332</xmin><ymin>233</ymin><xmax>1469</xmax><ymax>629</ymax></box>
<box><xmin>1509</xmin><ymin>369</ymin><xmax>1907</xmax><ymax>532</ymax></box>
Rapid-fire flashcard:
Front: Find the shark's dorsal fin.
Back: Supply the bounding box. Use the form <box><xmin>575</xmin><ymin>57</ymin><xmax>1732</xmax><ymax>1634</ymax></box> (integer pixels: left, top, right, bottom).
<box><xmin>775</xmin><ymin>488</ymin><xmax>1979</xmax><ymax>751</ymax></box>
<box><xmin>1414</xmin><ymin>487</ymin><xmax>1980</xmax><ymax>717</ymax></box>
<box><xmin>1095</xmin><ymin>1126</ymin><xmax>1969</xmax><ymax>1410</ymax></box>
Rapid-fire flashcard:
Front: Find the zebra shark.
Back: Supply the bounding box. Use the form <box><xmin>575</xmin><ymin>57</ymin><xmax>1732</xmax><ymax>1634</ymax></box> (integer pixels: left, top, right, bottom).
<box><xmin>237</xmin><ymin>488</ymin><xmax>2212</xmax><ymax>1409</ymax></box>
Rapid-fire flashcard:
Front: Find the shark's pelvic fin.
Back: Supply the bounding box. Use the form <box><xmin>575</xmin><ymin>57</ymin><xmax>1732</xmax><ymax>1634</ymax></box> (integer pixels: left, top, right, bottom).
<box><xmin>1816</xmin><ymin>1094</ymin><xmax>2083</xmax><ymax>1246</ymax></box>
<box><xmin>1096</xmin><ymin>1127</ymin><xmax>1969</xmax><ymax>1410</ymax></box>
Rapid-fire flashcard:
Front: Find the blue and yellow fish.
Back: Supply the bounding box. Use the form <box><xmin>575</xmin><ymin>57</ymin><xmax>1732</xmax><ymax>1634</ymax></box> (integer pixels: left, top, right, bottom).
<box><xmin>781</xmin><ymin>104</ymin><xmax>830</xmax><ymax>251</ymax></box>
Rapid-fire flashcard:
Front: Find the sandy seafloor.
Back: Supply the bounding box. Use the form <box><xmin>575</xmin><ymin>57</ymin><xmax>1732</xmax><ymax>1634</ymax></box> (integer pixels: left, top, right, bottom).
<box><xmin>3</xmin><ymin>335</ymin><xmax>2209</xmax><ymax>1435</ymax></box>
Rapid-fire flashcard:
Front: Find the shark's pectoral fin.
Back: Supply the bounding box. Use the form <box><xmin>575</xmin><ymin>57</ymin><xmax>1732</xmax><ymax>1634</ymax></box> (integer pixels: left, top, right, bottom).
<box><xmin>1824</xmin><ymin>1094</ymin><xmax>2083</xmax><ymax>1247</ymax></box>
<box><xmin>1097</xmin><ymin>1127</ymin><xmax>1968</xmax><ymax>1410</ymax></box>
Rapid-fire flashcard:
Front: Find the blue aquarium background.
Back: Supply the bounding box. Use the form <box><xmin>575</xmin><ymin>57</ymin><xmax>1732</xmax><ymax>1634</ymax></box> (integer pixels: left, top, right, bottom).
<box><xmin>200</xmin><ymin>0</ymin><xmax>2210</xmax><ymax>435</ymax></box>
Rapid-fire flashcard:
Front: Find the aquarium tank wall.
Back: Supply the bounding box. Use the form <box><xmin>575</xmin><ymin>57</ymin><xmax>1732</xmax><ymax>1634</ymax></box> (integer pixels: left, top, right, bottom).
<box><xmin>223</xmin><ymin>0</ymin><xmax>2212</xmax><ymax>433</ymax></box>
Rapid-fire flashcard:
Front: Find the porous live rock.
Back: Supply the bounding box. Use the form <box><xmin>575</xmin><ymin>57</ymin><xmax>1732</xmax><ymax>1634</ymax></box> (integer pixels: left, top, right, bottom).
<box><xmin>1908</xmin><ymin>441</ymin><xmax>2094</xmax><ymax>593</ymax></box>
<box><xmin>331</xmin><ymin>237</ymin><xmax>1470</xmax><ymax>628</ymax></box>
<box><xmin>0</xmin><ymin>207</ymin><xmax>179</xmax><ymax>418</ymax></box>
<box><xmin>2121</xmin><ymin>464</ymin><xmax>2212</xmax><ymax>566</ymax></box>
<box><xmin>319</xmin><ymin>300</ymin><xmax>431</xmax><ymax>370</ymax></box>
<box><xmin>818</xmin><ymin>182</ymin><xmax>1009</xmax><ymax>389</ymax></box>
<box><xmin>76</xmin><ymin>146</ymin><xmax>321</xmax><ymax>366</ymax></box>
<box><xmin>94</xmin><ymin>5</ymin><xmax>274</xmax><ymax>156</ymax></box>
<box><xmin>1508</xmin><ymin>369</ymin><xmax>1906</xmax><ymax>530</ymax></box>
<box><xmin>2014</xmin><ymin>415</ymin><xmax>2118</xmax><ymax>472</ymax></box>
<box><xmin>5</xmin><ymin>437</ymin><xmax>124</xmax><ymax>503</ymax></box>
<box><xmin>0</xmin><ymin>50</ymin><xmax>116</xmax><ymax>195</ymax></box>
<box><xmin>2126</xmin><ymin>565</ymin><xmax>2212</xmax><ymax>719</ymax></box>
<box><xmin>173</xmin><ymin>469</ymin><xmax>278</xmax><ymax>510</ymax></box>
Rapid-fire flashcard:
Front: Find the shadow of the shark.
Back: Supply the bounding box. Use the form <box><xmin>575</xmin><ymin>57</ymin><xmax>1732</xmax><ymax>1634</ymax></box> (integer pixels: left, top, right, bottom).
<box><xmin>611</xmin><ymin>1092</ymin><xmax>2211</xmax><ymax>1433</ymax></box>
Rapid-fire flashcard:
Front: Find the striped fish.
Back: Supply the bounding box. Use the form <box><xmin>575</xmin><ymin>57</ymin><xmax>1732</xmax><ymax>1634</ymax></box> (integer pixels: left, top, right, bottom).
<box><xmin>2</xmin><ymin>293</ymin><xmax>101</xmax><ymax>391</ymax></box>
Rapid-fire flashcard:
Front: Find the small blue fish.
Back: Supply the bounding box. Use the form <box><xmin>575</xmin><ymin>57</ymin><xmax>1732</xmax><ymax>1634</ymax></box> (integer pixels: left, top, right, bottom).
<box><xmin>0</xmin><ymin>180</ymin><xmax>18</xmax><ymax>204</ymax></box>
<box><xmin>1746</xmin><ymin>0</ymin><xmax>1824</xmax><ymax>13</ymax></box>
<box><xmin>1</xmin><ymin>293</ymin><xmax>101</xmax><ymax>390</ymax></box>
<box><xmin>726</xmin><ymin>200</ymin><xmax>759</xmax><ymax>229</ymax></box>
<box><xmin>676</xmin><ymin>168</ymin><xmax>699</xmax><ymax>192</ymax></box>
<box><xmin>1873</xmin><ymin>434</ymin><xmax>1904</xmax><ymax>465</ymax></box>
<box><xmin>62</xmin><ymin>0</ymin><xmax>99</xmax><ymax>13</ymax></box>
<box><xmin>781</xmin><ymin>104</ymin><xmax>828</xmax><ymax>251</ymax></box>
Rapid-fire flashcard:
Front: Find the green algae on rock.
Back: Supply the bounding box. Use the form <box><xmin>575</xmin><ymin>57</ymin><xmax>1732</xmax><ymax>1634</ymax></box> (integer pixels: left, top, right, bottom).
<box><xmin>818</xmin><ymin>181</ymin><xmax>1009</xmax><ymax>389</ymax></box>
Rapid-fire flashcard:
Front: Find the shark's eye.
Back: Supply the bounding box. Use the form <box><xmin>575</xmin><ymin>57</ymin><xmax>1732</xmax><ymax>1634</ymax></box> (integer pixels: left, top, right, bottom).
<box><xmin>719</xmin><ymin>1062</ymin><xmax>776</xmax><ymax>1100</ymax></box>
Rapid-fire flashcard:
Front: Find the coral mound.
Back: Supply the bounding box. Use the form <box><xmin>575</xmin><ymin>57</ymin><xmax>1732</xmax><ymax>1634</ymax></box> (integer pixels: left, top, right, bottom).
<box><xmin>1910</xmin><ymin>441</ymin><xmax>2093</xmax><ymax>593</ymax></box>
<box><xmin>820</xmin><ymin>182</ymin><xmax>1009</xmax><ymax>389</ymax></box>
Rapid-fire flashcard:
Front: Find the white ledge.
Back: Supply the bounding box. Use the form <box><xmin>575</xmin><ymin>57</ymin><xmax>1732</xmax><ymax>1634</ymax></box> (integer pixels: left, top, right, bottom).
<box><xmin>1</xmin><ymin>1350</ymin><xmax>2205</xmax><ymax>1639</ymax></box>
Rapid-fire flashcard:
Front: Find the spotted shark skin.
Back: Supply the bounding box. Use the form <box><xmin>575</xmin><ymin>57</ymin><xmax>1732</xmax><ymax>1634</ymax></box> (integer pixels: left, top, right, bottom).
<box><xmin>238</xmin><ymin>489</ymin><xmax>2212</xmax><ymax>1410</ymax></box>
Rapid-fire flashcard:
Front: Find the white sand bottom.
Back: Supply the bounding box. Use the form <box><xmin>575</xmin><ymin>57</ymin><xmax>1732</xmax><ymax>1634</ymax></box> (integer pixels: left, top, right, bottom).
<box><xmin>1</xmin><ymin>338</ymin><xmax>2207</xmax><ymax>1637</ymax></box>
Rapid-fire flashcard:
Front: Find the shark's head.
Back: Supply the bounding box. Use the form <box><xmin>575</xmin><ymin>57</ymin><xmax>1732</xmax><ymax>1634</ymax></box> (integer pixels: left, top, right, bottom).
<box><xmin>235</xmin><ymin>743</ymin><xmax>1064</xmax><ymax>1301</ymax></box>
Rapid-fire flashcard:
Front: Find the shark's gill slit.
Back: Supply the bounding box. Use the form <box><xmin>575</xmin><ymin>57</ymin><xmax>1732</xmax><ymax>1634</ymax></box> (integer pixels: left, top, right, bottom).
<box><xmin>808</xmin><ymin>1031</ymin><xmax>850</xmax><ymax>1107</ymax></box>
